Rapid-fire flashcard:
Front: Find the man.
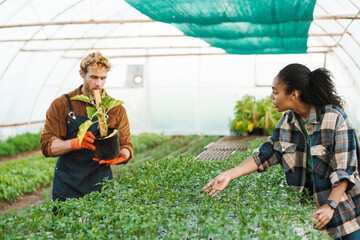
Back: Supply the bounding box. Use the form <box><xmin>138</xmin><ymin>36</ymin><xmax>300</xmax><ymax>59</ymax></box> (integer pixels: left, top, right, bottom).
<box><xmin>40</xmin><ymin>52</ymin><xmax>133</xmax><ymax>203</ymax></box>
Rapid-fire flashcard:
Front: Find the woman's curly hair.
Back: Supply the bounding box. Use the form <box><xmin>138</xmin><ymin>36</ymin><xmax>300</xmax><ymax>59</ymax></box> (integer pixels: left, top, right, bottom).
<box><xmin>277</xmin><ymin>63</ymin><xmax>344</xmax><ymax>109</ymax></box>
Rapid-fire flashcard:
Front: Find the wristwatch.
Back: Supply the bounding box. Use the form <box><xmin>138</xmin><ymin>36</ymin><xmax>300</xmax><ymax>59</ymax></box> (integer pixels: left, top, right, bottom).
<box><xmin>325</xmin><ymin>200</ymin><xmax>338</xmax><ymax>210</ymax></box>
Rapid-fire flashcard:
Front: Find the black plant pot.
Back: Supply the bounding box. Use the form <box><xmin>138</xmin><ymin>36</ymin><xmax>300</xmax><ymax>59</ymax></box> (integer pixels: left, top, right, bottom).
<box><xmin>230</xmin><ymin>130</ymin><xmax>245</xmax><ymax>136</ymax></box>
<box><xmin>248</xmin><ymin>127</ymin><xmax>264</xmax><ymax>136</ymax></box>
<box><xmin>94</xmin><ymin>127</ymin><xmax>120</xmax><ymax>160</ymax></box>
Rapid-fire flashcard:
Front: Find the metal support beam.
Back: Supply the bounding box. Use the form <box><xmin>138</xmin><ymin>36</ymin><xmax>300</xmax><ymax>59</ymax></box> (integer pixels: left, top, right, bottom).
<box><xmin>0</xmin><ymin>19</ymin><xmax>155</xmax><ymax>28</ymax></box>
<box><xmin>0</xmin><ymin>34</ymin><xmax>347</xmax><ymax>43</ymax></box>
<box><xmin>308</xmin><ymin>33</ymin><xmax>344</xmax><ymax>37</ymax></box>
<box><xmin>0</xmin><ymin>15</ymin><xmax>358</xmax><ymax>29</ymax></box>
<box><xmin>62</xmin><ymin>50</ymin><xmax>329</xmax><ymax>59</ymax></box>
<box><xmin>0</xmin><ymin>34</ymin><xmax>188</xmax><ymax>42</ymax></box>
<box><xmin>307</xmin><ymin>50</ymin><xmax>331</xmax><ymax>54</ymax></box>
<box><xmin>63</xmin><ymin>53</ymin><xmax>228</xmax><ymax>59</ymax></box>
<box><xmin>20</xmin><ymin>46</ymin><xmax>210</xmax><ymax>52</ymax></box>
<box><xmin>308</xmin><ymin>45</ymin><xmax>336</xmax><ymax>48</ymax></box>
<box><xmin>0</xmin><ymin>120</ymin><xmax>45</xmax><ymax>128</ymax></box>
<box><xmin>311</xmin><ymin>14</ymin><xmax>360</xmax><ymax>20</ymax></box>
<box><xmin>19</xmin><ymin>44</ymin><xmax>335</xmax><ymax>52</ymax></box>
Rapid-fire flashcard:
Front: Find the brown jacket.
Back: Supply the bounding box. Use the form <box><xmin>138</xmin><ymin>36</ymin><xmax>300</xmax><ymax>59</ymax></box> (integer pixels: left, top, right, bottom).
<box><xmin>40</xmin><ymin>85</ymin><xmax>133</xmax><ymax>160</ymax></box>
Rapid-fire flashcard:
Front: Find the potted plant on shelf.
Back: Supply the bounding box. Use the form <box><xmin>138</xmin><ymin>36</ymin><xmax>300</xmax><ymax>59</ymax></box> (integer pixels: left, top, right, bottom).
<box><xmin>230</xmin><ymin>95</ymin><xmax>253</xmax><ymax>136</ymax></box>
<box><xmin>257</xmin><ymin>97</ymin><xmax>282</xmax><ymax>135</ymax></box>
<box><xmin>230</xmin><ymin>95</ymin><xmax>282</xmax><ymax>136</ymax></box>
<box><xmin>71</xmin><ymin>90</ymin><xmax>124</xmax><ymax>160</ymax></box>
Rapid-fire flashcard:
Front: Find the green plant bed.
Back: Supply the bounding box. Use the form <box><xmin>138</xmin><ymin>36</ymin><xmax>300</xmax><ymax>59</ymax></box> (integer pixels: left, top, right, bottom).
<box><xmin>112</xmin><ymin>135</ymin><xmax>200</xmax><ymax>175</ymax></box>
<box><xmin>0</xmin><ymin>155</ymin><xmax>56</xmax><ymax>202</ymax></box>
<box><xmin>0</xmin><ymin>133</ymin><xmax>174</xmax><ymax>204</ymax></box>
<box><xmin>0</xmin><ymin>139</ymin><xmax>327</xmax><ymax>239</ymax></box>
<box><xmin>0</xmin><ymin>131</ymin><xmax>42</xmax><ymax>157</ymax></box>
<box><xmin>183</xmin><ymin>135</ymin><xmax>221</xmax><ymax>155</ymax></box>
<box><xmin>131</xmin><ymin>132</ymin><xmax>173</xmax><ymax>154</ymax></box>
<box><xmin>113</xmin><ymin>135</ymin><xmax>221</xmax><ymax>176</ymax></box>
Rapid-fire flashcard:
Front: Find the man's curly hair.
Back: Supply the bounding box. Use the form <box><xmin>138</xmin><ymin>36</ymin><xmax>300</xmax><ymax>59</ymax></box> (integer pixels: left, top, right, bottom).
<box><xmin>80</xmin><ymin>52</ymin><xmax>111</xmax><ymax>74</ymax></box>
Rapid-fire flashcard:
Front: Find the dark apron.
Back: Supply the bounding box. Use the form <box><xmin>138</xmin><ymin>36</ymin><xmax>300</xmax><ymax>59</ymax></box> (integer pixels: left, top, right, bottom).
<box><xmin>52</xmin><ymin>94</ymin><xmax>112</xmax><ymax>201</ymax></box>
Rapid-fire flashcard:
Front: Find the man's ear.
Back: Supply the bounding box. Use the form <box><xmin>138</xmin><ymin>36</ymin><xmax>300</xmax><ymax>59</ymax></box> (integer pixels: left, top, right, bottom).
<box><xmin>79</xmin><ymin>69</ymin><xmax>86</xmax><ymax>78</ymax></box>
<box><xmin>291</xmin><ymin>90</ymin><xmax>301</xmax><ymax>101</ymax></box>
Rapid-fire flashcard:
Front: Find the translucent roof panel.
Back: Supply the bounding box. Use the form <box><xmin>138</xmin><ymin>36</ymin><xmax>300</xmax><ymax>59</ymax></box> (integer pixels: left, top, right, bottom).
<box><xmin>0</xmin><ymin>0</ymin><xmax>359</xmax><ymax>139</ymax></box>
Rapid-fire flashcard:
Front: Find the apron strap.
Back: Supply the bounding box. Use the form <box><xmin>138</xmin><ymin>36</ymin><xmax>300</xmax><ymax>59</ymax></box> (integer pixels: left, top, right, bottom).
<box><xmin>64</xmin><ymin>94</ymin><xmax>73</xmax><ymax>113</ymax></box>
<box><xmin>64</xmin><ymin>94</ymin><xmax>76</xmax><ymax>127</ymax></box>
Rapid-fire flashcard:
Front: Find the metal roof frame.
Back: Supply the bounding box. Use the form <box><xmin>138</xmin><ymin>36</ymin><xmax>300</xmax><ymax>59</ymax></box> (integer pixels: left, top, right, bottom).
<box><xmin>0</xmin><ymin>0</ymin><xmax>359</xmax><ymax>126</ymax></box>
<box><xmin>0</xmin><ymin>1</ymin><xmax>358</xmax><ymax>72</ymax></box>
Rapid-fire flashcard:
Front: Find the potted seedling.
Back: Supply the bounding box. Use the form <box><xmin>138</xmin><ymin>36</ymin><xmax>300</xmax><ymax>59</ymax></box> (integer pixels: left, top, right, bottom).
<box><xmin>230</xmin><ymin>95</ymin><xmax>282</xmax><ymax>136</ymax></box>
<box><xmin>230</xmin><ymin>95</ymin><xmax>257</xmax><ymax>136</ymax></box>
<box><xmin>257</xmin><ymin>97</ymin><xmax>282</xmax><ymax>135</ymax></box>
<box><xmin>248</xmin><ymin>110</ymin><xmax>264</xmax><ymax>135</ymax></box>
<box><xmin>71</xmin><ymin>90</ymin><xmax>124</xmax><ymax>160</ymax></box>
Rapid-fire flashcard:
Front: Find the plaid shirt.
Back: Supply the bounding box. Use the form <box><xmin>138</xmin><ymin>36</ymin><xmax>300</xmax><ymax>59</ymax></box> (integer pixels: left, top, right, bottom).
<box><xmin>252</xmin><ymin>105</ymin><xmax>360</xmax><ymax>239</ymax></box>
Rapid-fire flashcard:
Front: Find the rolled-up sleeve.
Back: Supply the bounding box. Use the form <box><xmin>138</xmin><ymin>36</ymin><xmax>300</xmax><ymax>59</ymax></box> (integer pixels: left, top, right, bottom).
<box><xmin>252</xmin><ymin>136</ymin><xmax>280</xmax><ymax>172</ymax></box>
<box><xmin>331</xmin><ymin>114</ymin><xmax>359</xmax><ymax>191</ymax></box>
<box><xmin>40</xmin><ymin>98</ymin><xmax>67</xmax><ymax>157</ymax></box>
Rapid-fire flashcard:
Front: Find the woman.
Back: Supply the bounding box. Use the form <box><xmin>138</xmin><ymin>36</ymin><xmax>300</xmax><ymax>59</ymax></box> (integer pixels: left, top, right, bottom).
<box><xmin>202</xmin><ymin>63</ymin><xmax>360</xmax><ymax>239</ymax></box>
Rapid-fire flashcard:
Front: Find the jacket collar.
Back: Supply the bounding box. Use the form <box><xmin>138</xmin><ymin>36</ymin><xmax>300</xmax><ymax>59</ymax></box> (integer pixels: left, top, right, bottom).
<box><xmin>288</xmin><ymin>105</ymin><xmax>320</xmax><ymax>125</ymax></box>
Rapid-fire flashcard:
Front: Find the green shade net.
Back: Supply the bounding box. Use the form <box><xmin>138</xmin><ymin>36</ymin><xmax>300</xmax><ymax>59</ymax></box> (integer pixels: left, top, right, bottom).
<box><xmin>124</xmin><ymin>0</ymin><xmax>316</xmax><ymax>54</ymax></box>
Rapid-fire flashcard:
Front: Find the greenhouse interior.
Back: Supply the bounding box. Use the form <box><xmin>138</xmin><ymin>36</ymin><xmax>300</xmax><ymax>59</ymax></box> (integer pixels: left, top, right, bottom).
<box><xmin>1</xmin><ymin>0</ymin><xmax>360</xmax><ymax>239</ymax></box>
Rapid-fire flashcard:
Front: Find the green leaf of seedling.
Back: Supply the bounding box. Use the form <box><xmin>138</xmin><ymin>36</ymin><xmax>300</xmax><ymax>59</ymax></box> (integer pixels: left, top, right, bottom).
<box><xmin>86</xmin><ymin>107</ymin><xmax>97</xmax><ymax>119</ymax></box>
<box><xmin>78</xmin><ymin>120</ymin><xmax>96</xmax><ymax>145</ymax></box>
<box><xmin>102</xmin><ymin>90</ymin><xmax>106</xmax><ymax>99</ymax></box>
<box><xmin>100</xmin><ymin>96</ymin><xmax>113</xmax><ymax>108</ymax></box>
<box><xmin>107</xmin><ymin>99</ymin><xmax>124</xmax><ymax>111</ymax></box>
<box><xmin>71</xmin><ymin>95</ymin><xmax>91</xmax><ymax>103</ymax></box>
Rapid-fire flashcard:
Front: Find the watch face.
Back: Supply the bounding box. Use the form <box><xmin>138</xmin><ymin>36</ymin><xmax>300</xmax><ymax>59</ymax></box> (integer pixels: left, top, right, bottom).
<box><xmin>327</xmin><ymin>200</ymin><xmax>337</xmax><ymax>209</ymax></box>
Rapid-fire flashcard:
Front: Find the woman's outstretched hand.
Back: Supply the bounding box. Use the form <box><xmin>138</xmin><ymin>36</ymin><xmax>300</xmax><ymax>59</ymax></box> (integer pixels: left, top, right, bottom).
<box><xmin>201</xmin><ymin>173</ymin><xmax>232</xmax><ymax>197</ymax></box>
<box><xmin>312</xmin><ymin>204</ymin><xmax>335</xmax><ymax>229</ymax></box>
<box><xmin>201</xmin><ymin>156</ymin><xmax>258</xmax><ymax>197</ymax></box>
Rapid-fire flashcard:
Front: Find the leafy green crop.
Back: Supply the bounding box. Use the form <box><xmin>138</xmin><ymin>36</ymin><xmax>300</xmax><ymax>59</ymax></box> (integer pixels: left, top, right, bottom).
<box><xmin>131</xmin><ymin>132</ymin><xmax>173</xmax><ymax>154</ymax></box>
<box><xmin>0</xmin><ymin>155</ymin><xmax>56</xmax><ymax>202</ymax></box>
<box><xmin>0</xmin><ymin>131</ymin><xmax>42</xmax><ymax>157</ymax></box>
<box><xmin>112</xmin><ymin>135</ymin><xmax>221</xmax><ymax>175</ymax></box>
<box><xmin>0</xmin><ymin>133</ymin><xmax>176</xmax><ymax>204</ymax></box>
<box><xmin>183</xmin><ymin>135</ymin><xmax>221</xmax><ymax>155</ymax></box>
<box><xmin>0</xmin><ymin>139</ymin><xmax>328</xmax><ymax>239</ymax></box>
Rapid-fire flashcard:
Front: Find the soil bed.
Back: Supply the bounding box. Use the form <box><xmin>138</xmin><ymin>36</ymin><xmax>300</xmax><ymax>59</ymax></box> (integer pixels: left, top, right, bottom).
<box><xmin>0</xmin><ymin>185</ymin><xmax>51</xmax><ymax>215</ymax></box>
<box><xmin>0</xmin><ymin>149</ymin><xmax>42</xmax><ymax>164</ymax></box>
<box><xmin>0</xmin><ymin>149</ymin><xmax>47</xmax><ymax>215</ymax></box>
